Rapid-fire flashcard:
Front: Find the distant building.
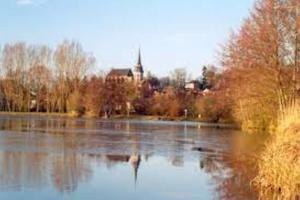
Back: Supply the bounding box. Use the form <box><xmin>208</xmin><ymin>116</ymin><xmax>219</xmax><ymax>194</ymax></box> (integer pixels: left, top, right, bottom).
<box><xmin>133</xmin><ymin>48</ymin><xmax>144</xmax><ymax>83</ymax></box>
<box><xmin>185</xmin><ymin>80</ymin><xmax>200</xmax><ymax>91</ymax></box>
<box><xmin>106</xmin><ymin>49</ymin><xmax>144</xmax><ymax>84</ymax></box>
<box><xmin>202</xmin><ymin>88</ymin><xmax>211</xmax><ymax>96</ymax></box>
<box><xmin>106</xmin><ymin>69</ymin><xmax>134</xmax><ymax>83</ymax></box>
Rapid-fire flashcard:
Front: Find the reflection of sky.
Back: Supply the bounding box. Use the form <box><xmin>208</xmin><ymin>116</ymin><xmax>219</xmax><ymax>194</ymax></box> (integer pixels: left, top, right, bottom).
<box><xmin>90</xmin><ymin>157</ymin><xmax>212</xmax><ymax>200</ymax></box>
<box><xmin>0</xmin><ymin>116</ymin><xmax>246</xmax><ymax>200</ymax></box>
<box><xmin>0</xmin><ymin>156</ymin><xmax>214</xmax><ymax>200</ymax></box>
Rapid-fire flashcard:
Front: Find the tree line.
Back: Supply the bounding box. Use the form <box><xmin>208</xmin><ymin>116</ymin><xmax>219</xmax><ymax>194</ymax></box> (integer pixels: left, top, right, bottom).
<box><xmin>0</xmin><ymin>40</ymin><xmax>95</xmax><ymax>113</ymax></box>
<box><xmin>0</xmin><ymin>41</ymin><xmax>230</xmax><ymax>121</ymax></box>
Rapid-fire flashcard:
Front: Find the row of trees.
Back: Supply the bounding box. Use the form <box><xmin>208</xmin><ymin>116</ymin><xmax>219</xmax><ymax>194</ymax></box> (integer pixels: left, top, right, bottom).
<box><xmin>0</xmin><ymin>40</ymin><xmax>95</xmax><ymax>113</ymax></box>
<box><xmin>0</xmin><ymin>42</ymin><xmax>228</xmax><ymax>121</ymax></box>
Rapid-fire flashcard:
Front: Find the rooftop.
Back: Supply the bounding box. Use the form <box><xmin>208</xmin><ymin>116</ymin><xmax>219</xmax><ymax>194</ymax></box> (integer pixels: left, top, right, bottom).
<box><xmin>107</xmin><ymin>68</ymin><xmax>133</xmax><ymax>77</ymax></box>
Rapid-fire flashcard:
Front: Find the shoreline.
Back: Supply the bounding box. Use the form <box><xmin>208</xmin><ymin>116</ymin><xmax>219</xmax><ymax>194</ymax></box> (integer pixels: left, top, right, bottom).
<box><xmin>0</xmin><ymin>112</ymin><xmax>70</xmax><ymax>117</ymax></box>
<box><xmin>0</xmin><ymin>112</ymin><xmax>238</xmax><ymax>129</ymax></box>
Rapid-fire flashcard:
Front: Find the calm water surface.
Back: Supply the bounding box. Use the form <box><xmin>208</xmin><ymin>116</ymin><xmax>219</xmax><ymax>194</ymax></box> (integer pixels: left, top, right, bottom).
<box><xmin>0</xmin><ymin>115</ymin><xmax>257</xmax><ymax>200</ymax></box>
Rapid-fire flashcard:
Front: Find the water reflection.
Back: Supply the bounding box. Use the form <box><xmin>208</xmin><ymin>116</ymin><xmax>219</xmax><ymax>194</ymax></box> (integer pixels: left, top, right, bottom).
<box><xmin>0</xmin><ymin>115</ymin><xmax>257</xmax><ymax>200</ymax></box>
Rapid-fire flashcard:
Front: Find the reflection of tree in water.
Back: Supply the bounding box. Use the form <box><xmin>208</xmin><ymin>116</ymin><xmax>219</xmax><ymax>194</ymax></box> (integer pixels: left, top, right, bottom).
<box><xmin>0</xmin><ymin>117</ymin><xmax>145</xmax><ymax>192</ymax></box>
<box><xmin>216</xmin><ymin>155</ymin><xmax>257</xmax><ymax>200</ymax></box>
<box><xmin>171</xmin><ymin>155</ymin><xmax>184</xmax><ymax>167</ymax></box>
<box><xmin>198</xmin><ymin>133</ymin><xmax>262</xmax><ymax>200</ymax></box>
<box><xmin>51</xmin><ymin>154</ymin><xmax>93</xmax><ymax>193</ymax></box>
<box><xmin>0</xmin><ymin>116</ymin><xmax>263</xmax><ymax>198</ymax></box>
<box><xmin>0</xmin><ymin>152</ymin><xmax>49</xmax><ymax>190</ymax></box>
<box><xmin>0</xmin><ymin>151</ymin><xmax>93</xmax><ymax>193</ymax></box>
<box><xmin>199</xmin><ymin>153</ymin><xmax>257</xmax><ymax>200</ymax></box>
<box><xmin>0</xmin><ymin>116</ymin><xmax>92</xmax><ymax>193</ymax></box>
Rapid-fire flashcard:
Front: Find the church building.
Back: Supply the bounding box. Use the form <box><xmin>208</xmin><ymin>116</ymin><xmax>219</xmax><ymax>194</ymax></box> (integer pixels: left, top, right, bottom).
<box><xmin>106</xmin><ymin>49</ymin><xmax>144</xmax><ymax>84</ymax></box>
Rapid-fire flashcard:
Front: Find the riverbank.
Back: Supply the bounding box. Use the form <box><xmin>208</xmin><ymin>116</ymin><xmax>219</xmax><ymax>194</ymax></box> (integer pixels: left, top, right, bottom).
<box><xmin>0</xmin><ymin>112</ymin><xmax>70</xmax><ymax>117</ymax></box>
<box><xmin>0</xmin><ymin>111</ymin><xmax>213</xmax><ymax>122</ymax></box>
<box><xmin>106</xmin><ymin>114</ymin><xmax>193</xmax><ymax>122</ymax></box>
<box><xmin>253</xmin><ymin>107</ymin><xmax>300</xmax><ymax>199</ymax></box>
<box><xmin>0</xmin><ymin>112</ymin><xmax>238</xmax><ymax>129</ymax></box>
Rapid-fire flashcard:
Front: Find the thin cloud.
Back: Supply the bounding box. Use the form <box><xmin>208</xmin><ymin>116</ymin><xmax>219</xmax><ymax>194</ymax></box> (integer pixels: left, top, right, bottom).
<box><xmin>16</xmin><ymin>0</ymin><xmax>34</xmax><ymax>5</ymax></box>
<box><xmin>16</xmin><ymin>0</ymin><xmax>46</xmax><ymax>6</ymax></box>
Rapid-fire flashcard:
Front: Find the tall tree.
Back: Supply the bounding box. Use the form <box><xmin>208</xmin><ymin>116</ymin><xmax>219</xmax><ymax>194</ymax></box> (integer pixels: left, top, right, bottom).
<box><xmin>170</xmin><ymin>68</ymin><xmax>187</xmax><ymax>89</ymax></box>
<box><xmin>27</xmin><ymin>45</ymin><xmax>52</xmax><ymax>112</ymax></box>
<box><xmin>201</xmin><ymin>66</ymin><xmax>208</xmax><ymax>90</ymax></box>
<box><xmin>222</xmin><ymin>0</ymin><xmax>297</xmax><ymax>130</ymax></box>
<box><xmin>84</xmin><ymin>75</ymin><xmax>105</xmax><ymax>117</ymax></box>
<box><xmin>54</xmin><ymin>40</ymin><xmax>95</xmax><ymax>113</ymax></box>
<box><xmin>2</xmin><ymin>42</ymin><xmax>30</xmax><ymax>112</ymax></box>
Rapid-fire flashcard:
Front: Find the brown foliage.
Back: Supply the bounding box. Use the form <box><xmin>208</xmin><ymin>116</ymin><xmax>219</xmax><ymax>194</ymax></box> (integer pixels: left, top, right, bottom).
<box><xmin>84</xmin><ymin>76</ymin><xmax>105</xmax><ymax>117</ymax></box>
<box><xmin>102</xmin><ymin>81</ymin><xmax>137</xmax><ymax>115</ymax></box>
<box><xmin>221</xmin><ymin>0</ymin><xmax>297</xmax><ymax>131</ymax></box>
<box><xmin>0</xmin><ymin>40</ymin><xmax>95</xmax><ymax>114</ymax></box>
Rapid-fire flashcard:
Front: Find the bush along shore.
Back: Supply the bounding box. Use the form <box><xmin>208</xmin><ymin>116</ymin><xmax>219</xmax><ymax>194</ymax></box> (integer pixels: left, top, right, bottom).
<box><xmin>252</xmin><ymin>105</ymin><xmax>300</xmax><ymax>199</ymax></box>
<box><xmin>0</xmin><ymin>112</ymin><xmax>237</xmax><ymax>128</ymax></box>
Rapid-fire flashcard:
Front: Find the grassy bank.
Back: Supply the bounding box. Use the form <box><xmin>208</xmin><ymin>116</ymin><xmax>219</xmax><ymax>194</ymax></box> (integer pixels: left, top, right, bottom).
<box><xmin>0</xmin><ymin>111</ymin><xmax>70</xmax><ymax>117</ymax></box>
<box><xmin>107</xmin><ymin>114</ymin><xmax>195</xmax><ymax>122</ymax></box>
<box><xmin>253</xmin><ymin>106</ymin><xmax>300</xmax><ymax>199</ymax></box>
<box><xmin>0</xmin><ymin>111</ymin><xmax>234</xmax><ymax>124</ymax></box>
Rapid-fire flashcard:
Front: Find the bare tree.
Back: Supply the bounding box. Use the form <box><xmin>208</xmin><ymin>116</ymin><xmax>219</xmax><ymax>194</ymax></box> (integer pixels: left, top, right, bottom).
<box><xmin>27</xmin><ymin>45</ymin><xmax>52</xmax><ymax>112</ymax></box>
<box><xmin>2</xmin><ymin>42</ymin><xmax>30</xmax><ymax>112</ymax></box>
<box><xmin>54</xmin><ymin>40</ymin><xmax>95</xmax><ymax>113</ymax></box>
<box><xmin>170</xmin><ymin>68</ymin><xmax>187</xmax><ymax>89</ymax></box>
<box><xmin>221</xmin><ymin>0</ymin><xmax>297</xmax><ymax>130</ymax></box>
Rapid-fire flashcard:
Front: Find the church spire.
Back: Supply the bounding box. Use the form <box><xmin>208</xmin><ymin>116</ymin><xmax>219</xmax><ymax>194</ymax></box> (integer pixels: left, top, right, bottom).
<box><xmin>133</xmin><ymin>48</ymin><xmax>144</xmax><ymax>83</ymax></box>
<box><xmin>134</xmin><ymin>48</ymin><xmax>144</xmax><ymax>73</ymax></box>
<box><xmin>137</xmin><ymin>48</ymin><xmax>142</xmax><ymax>66</ymax></box>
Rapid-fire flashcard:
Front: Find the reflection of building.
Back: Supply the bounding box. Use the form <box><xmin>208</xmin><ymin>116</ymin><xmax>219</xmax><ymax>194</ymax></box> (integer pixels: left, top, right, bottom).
<box><xmin>129</xmin><ymin>154</ymin><xmax>141</xmax><ymax>185</ymax></box>
<box><xmin>106</xmin><ymin>49</ymin><xmax>144</xmax><ymax>84</ymax></box>
<box><xmin>106</xmin><ymin>155</ymin><xmax>130</xmax><ymax>163</ymax></box>
<box><xmin>104</xmin><ymin>153</ymin><xmax>141</xmax><ymax>187</ymax></box>
<box><xmin>129</xmin><ymin>123</ymin><xmax>141</xmax><ymax>186</ymax></box>
<box><xmin>52</xmin><ymin>155</ymin><xmax>92</xmax><ymax>193</ymax></box>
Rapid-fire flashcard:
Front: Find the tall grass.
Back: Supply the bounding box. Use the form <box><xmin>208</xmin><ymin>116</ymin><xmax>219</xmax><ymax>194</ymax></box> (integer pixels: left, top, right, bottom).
<box><xmin>252</xmin><ymin>104</ymin><xmax>300</xmax><ymax>199</ymax></box>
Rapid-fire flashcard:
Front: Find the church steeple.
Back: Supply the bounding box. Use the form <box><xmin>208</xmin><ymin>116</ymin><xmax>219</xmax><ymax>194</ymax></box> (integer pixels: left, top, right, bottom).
<box><xmin>137</xmin><ymin>48</ymin><xmax>142</xmax><ymax>66</ymax></box>
<box><xmin>133</xmin><ymin>48</ymin><xmax>144</xmax><ymax>83</ymax></box>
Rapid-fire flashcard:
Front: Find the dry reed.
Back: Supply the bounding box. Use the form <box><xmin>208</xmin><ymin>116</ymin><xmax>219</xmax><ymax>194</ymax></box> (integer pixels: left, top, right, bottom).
<box><xmin>253</xmin><ymin>104</ymin><xmax>300</xmax><ymax>199</ymax></box>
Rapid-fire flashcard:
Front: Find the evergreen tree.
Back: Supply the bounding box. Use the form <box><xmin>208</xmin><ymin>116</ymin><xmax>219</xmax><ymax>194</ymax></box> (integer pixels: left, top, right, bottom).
<box><xmin>201</xmin><ymin>66</ymin><xmax>208</xmax><ymax>90</ymax></box>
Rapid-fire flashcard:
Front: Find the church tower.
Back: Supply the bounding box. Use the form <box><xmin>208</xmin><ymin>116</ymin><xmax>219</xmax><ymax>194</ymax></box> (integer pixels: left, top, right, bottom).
<box><xmin>133</xmin><ymin>49</ymin><xmax>144</xmax><ymax>83</ymax></box>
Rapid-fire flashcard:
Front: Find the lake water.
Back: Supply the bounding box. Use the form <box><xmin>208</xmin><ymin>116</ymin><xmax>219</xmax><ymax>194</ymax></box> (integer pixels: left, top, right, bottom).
<box><xmin>0</xmin><ymin>115</ymin><xmax>258</xmax><ymax>200</ymax></box>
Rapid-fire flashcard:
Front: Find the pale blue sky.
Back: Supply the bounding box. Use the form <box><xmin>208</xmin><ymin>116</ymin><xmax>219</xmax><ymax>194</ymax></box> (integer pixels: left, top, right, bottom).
<box><xmin>0</xmin><ymin>0</ymin><xmax>254</xmax><ymax>77</ymax></box>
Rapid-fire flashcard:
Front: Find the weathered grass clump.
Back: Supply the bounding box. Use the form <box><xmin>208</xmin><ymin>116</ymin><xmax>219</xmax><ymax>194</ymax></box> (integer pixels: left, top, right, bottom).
<box><xmin>253</xmin><ymin>105</ymin><xmax>300</xmax><ymax>199</ymax></box>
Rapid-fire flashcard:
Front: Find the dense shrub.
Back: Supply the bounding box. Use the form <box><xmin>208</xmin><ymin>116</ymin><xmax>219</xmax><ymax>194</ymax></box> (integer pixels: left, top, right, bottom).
<box><xmin>253</xmin><ymin>106</ymin><xmax>300</xmax><ymax>199</ymax></box>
